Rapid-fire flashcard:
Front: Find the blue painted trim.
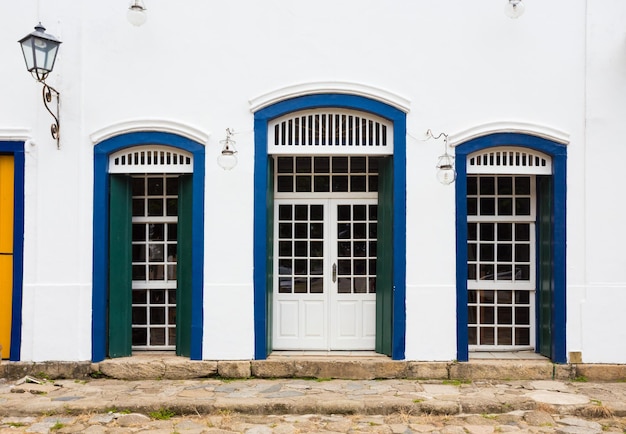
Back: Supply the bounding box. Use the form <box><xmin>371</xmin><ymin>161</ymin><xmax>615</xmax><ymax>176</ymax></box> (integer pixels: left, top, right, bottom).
<box><xmin>454</xmin><ymin>133</ymin><xmax>567</xmax><ymax>363</ymax></box>
<box><xmin>253</xmin><ymin>93</ymin><xmax>407</xmax><ymax>360</ymax></box>
<box><xmin>92</xmin><ymin>132</ymin><xmax>205</xmax><ymax>362</ymax></box>
<box><xmin>0</xmin><ymin>142</ymin><xmax>25</xmax><ymax>361</ymax></box>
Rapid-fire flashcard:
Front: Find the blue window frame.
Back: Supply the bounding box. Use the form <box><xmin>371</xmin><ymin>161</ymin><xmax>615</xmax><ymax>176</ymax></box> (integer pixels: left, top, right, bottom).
<box><xmin>92</xmin><ymin>132</ymin><xmax>205</xmax><ymax>361</ymax></box>
<box><xmin>253</xmin><ymin>94</ymin><xmax>407</xmax><ymax>360</ymax></box>
<box><xmin>454</xmin><ymin>133</ymin><xmax>567</xmax><ymax>363</ymax></box>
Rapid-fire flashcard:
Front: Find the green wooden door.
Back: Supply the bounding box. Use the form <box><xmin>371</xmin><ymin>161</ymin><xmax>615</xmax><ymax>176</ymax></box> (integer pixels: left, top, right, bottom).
<box><xmin>537</xmin><ymin>175</ymin><xmax>553</xmax><ymax>358</ymax></box>
<box><xmin>108</xmin><ymin>175</ymin><xmax>133</xmax><ymax>357</ymax></box>
<box><xmin>176</xmin><ymin>175</ymin><xmax>193</xmax><ymax>356</ymax></box>
<box><xmin>376</xmin><ymin>156</ymin><xmax>393</xmax><ymax>356</ymax></box>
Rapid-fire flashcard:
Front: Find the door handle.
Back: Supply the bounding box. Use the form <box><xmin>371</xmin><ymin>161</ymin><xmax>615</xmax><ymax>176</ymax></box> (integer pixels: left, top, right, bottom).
<box><xmin>332</xmin><ymin>263</ymin><xmax>337</xmax><ymax>283</ymax></box>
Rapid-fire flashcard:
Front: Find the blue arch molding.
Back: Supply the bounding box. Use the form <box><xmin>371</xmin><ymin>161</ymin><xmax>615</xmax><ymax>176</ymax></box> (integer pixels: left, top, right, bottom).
<box><xmin>92</xmin><ymin>132</ymin><xmax>205</xmax><ymax>362</ymax></box>
<box><xmin>454</xmin><ymin>133</ymin><xmax>567</xmax><ymax>363</ymax></box>
<box><xmin>0</xmin><ymin>141</ymin><xmax>25</xmax><ymax>361</ymax></box>
<box><xmin>253</xmin><ymin>94</ymin><xmax>407</xmax><ymax>360</ymax></box>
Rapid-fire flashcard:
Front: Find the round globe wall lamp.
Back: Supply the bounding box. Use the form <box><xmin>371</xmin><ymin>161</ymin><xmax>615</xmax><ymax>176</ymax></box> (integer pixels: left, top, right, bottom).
<box><xmin>127</xmin><ymin>0</ymin><xmax>147</xmax><ymax>26</ymax></box>
<box><xmin>505</xmin><ymin>0</ymin><xmax>525</xmax><ymax>18</ymax></box>
<box><xmin>217</xmin><ymin>128</ymin><xmax>238</xmax><ymax>170</ymax></box>
<box><xmin>426</xmin><ymin>129</ymin><xmax>456</xmax><ymax>185</ymax></box>
<box><xmin>19</xmin><ymin>23</ymin><xmax>62</xmax><ymax>149</ymax></box>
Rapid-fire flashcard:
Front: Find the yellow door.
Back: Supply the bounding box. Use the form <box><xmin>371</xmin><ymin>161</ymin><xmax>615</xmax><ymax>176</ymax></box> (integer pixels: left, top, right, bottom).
<box><xmin>0</xmin><ymin>155</ymin><xmax>14</xmax><ymax>359</ymax></box>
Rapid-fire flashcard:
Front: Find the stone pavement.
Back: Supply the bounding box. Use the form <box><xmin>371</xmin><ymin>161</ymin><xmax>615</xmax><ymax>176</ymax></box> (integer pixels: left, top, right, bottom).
<box><xmin>2</xmin><ymin>376</ymin><xmax>626</xmax><ymax>433</ymax></box>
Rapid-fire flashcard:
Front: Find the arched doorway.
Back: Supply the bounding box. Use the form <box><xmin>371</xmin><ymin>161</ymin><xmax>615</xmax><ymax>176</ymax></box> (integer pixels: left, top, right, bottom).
<box><xmin>253</xmin><ymin>94</ymin><xmax>407</xmax><ymax>359</ymax></box>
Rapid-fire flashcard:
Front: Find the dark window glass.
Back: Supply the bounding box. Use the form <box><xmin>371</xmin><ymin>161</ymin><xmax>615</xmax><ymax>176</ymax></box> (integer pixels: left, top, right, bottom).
<box><xmin>277</xmin><ymin>157</ymin><xmax>293</xmax><ymax>173</ymax></box>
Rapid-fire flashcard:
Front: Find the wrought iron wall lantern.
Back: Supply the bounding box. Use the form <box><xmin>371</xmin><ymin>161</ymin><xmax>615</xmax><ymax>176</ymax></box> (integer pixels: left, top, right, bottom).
<box><xmin>218</xmin><ymin>128</ymin><xmax>238</xmax><ymax>170</ymax></box>
<box><xmin>426</xmin><ymin>129</ymin><xmax>457</xmax><ymax>185</ymax></box>
<box><xmin>18</xmin><ymin>23</ymin><xmax>62</xmax><ymax>149</ymax></box>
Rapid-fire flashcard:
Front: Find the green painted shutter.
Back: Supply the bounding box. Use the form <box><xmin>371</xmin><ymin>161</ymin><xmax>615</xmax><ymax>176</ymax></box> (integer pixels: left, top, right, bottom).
<box><xmin>376</xmin><ymin>157</ymin><xmax>393</xmax><ymax>356</ymax></box>
<box><xmin>265</xmin><ymin>157</ymin><xmax>275</xmax><ymax>356</ymax></box>
<box><xmin>108</xmin><ymin>175</ymin><xmax>133</xmax><ymax>358</ymax></box>
<box><xmin>176</xmin><ymin>174</ymin><xmax>193</xmax><ymax>356</ymax></box>
<box><xmin>537</xmin><ymin>175</ymin><xmax>553</xmax><ymax>358</ymax></box>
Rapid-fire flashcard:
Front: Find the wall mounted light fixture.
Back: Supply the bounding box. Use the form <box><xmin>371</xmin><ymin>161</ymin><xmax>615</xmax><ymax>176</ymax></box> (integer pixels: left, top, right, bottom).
<box><xmin>426</xmin><ymin>129</ymin><xmax>456</xmax><ymax>185</ymax></box>
<box><xmin>504</xmin><ymin>0</ymin><xmax>525</xmax><ymax>18</ymax></box>
<box><xmin>127</xmin><ymin>0</ymin><xmax>147</xmax><ymax>26</ymax></box>
<box><xmin>218</xmin><ymin>128</ymin><xmax>238</xmax><ymax>170</ymax></box>
<box><xmin>19</xmin><ymin>23</ymin><xmax>62</xmax><ymax>149</ymax></box>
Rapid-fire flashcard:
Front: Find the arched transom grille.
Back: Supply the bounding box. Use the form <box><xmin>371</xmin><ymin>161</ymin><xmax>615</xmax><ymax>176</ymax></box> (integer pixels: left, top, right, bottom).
<box><xmin>109</xmin><ymin>145</ymin><xmax>193</xmax><ymax>174</ymax></box>
<box><xmin>467</xmin><ymin>147</ymin><xmax>551</xmax><ymax>175</ymax></box>
<box><xmin>268</xmin><ymin>109</ymin><xmax>393</xmax><ymax>155</ymax></box>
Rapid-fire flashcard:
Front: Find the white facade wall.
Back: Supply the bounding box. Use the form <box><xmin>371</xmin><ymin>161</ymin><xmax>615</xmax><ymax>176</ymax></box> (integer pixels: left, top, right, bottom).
<box><xmin>0</xmin><ymin>0</ymin><xmax>623</xmax><ymax>362</ymax></box>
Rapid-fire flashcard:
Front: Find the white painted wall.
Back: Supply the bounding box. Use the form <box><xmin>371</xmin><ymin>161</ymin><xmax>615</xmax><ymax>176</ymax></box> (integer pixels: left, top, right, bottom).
<box><xmin>0</xmin><ymin>0</ymin><xmax>624</xmax><ymax>362</ymax></box>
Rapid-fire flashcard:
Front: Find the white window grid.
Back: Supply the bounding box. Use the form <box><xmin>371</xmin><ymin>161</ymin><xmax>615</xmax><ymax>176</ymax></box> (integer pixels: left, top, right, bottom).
<box><xmin>467</xmin><ymin>174</ymin><xmax>536</xmax><ymax>351</ymax></box>
<box><xmin>268</xmin><ymin>109</ymin><xmax>393</xmax><ymax>155</ymax></box>
<box><xmin>131</xmin><ymin>174</ymin><xmax>178</xmax><ymax>351</ymax></box>
<box><xmin>467</xmin><ymin>147</ymin><xmax>551</xmax><ymax>175</ymax></box>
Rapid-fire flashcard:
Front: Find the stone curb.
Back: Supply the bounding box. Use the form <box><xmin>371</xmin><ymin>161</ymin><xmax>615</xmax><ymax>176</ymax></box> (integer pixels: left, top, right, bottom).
<box><xmin>1</xmin><ymin>359</ymin><xmax>626</xmax><ymax>382</ymax></box>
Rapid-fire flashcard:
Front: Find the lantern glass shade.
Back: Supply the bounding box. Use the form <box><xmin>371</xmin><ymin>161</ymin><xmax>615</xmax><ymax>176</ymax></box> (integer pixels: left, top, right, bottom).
<box><xmin>19</xmin><ymin>23</ymin><xmax>62</xmax><ymax>81</ymax></box>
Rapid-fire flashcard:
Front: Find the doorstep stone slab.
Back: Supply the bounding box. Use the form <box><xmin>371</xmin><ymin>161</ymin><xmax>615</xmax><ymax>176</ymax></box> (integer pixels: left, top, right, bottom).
<box><xmin>574</xmin><ymin>364</ymin><xmax>626</xmax><ymax>381</ymax></box>
<box><xmin>450</xmin><ymin>360</ymin><xmax>554</xmax><ymax>380</ymax></box>
<box><xmin>217</xmin><ymin>361</ymin><xmax>251</xmax><ymax>378</ymax></box>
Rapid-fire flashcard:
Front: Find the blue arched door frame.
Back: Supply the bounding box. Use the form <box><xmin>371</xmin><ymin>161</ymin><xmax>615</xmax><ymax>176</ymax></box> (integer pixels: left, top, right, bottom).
<box><xmin>253</xmin><ymin>94</ymin><xmax>407</xmax><ymax>360</ymax></box>
<box><xmin>0</xmin><ymin>141</ymin><xmax>25</xmax><ymax>361</ymax></box>
<box><xmin>92</xmin><ymin>132</ymin><xmax>205</xmax><ymax>362</ymax></box>
<box><xmin>454</xmin><ymin>133</ymin><xmax>567</xmax><ymax>363</ymax></box>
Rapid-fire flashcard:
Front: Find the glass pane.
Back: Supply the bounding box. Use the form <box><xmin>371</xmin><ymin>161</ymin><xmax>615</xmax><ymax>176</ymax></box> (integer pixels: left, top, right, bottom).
<box><xmin>515</xmin><ymin>177</ymin><xmax>531</xmax><ymax>195</ymax></box>
<box><xmin>351</xmin><ymin>157</ymin><xmax>366</xmax><ymax>173</ymax></box>
<box><xmin>310</xmin><ymin>278</ymin><xmax>323</xmax><ymax>293</ymax></box>
<box><xmin>337</xmin><ymin>223</ymin><xmax>350</xmax><ymax>239</ymax></box>
<box><xmin>368</xmin><ymin>259</ymin><xmax>376</xmax><ymax>275</ymax></box>
<box><xmin>310</xmin><ymin>205</ymin><xmax>323</xmax><ymax>220</ymax></box>
<box><xmin>133</xmin><ymin>199</ymin><xmax>145</xmax><ymax>217</ymax></box>
<box><xmin>515</xmin><ymin>290</ymin><xmax>530</xmax><ymax>304</ymax></box>
<box><xmin>332</xmin><ymin>157</ymin><xmax>348</xmax><ymax>173</ymax></box>
<box><xmin>515</xmin><ymin>244</ymin><xmax>530</xmax><ymax>262</ymax></box>
<box><xmin>332</xmin><ymin>176</ymin><xmax>349</xmax><ymax>192</ymax></box>
<box><xmin>310</xmin><ymin>259</ymin><xmax>323</xmax><ymax>275</ymax></box>
<box><xmin>468</xmin><ymin>290</ymin><xmax>477</xmax><ymax>303</ymax></box>
<box><xmin>338</xmin><ymin>241</ymin><xmax>351</xmax><ymax>257</ymax></box>
<box><xmin>498</xmin><ymin>307</ymin><xmax>513</xmax><ymax>324</ymax></box>
<box><xmin>515</xmin><ymin>328</ymin><xmax>530</xmax><ymax>345</ymax></box>
<box><xmin>468</xmin><ymin>264</ymin><xmax>476</xmax><ymax>280</ymax></box>
<box><xmin>278</xmin><ymin>223</ymin><xmax>292</xmax><ymax>239</ymax></box>
<box><xmin>294</xmin><ymin>241</ymin><xmax>307</xmax><ymax>257</ymax></box>
<box><xmin>295</xmin><ymin>157</ymin><xmax>311</xmax><ymax>173</ymax></box>
<box><xmin>480</xmin><ymin>264</ymin><xmax>494</xmax><ymax>280</ymax></box>
<box><xmin>149</xmin><ymin>224</ymin><xmax>164</xmax><ymax>241</ymax></box>
<box><xmin>310</xmin><ymin>241</ymin><xmax>323</xmax><ymax>257</ymax></box>
<box><xmin>480</xmin><ymin>328</ymin><xmax>495</xmax><ymax>345</ymax></box>
<box><xmin>368</xmin><ymin>277</ymin><xmax>376</xmax><ymax>293</ymax></box>
<box><xmin>498</xmin><ymin>198</ymin><xmax>512</xmax><ymax>215</ymax></box>
<box><xmin>368</xmin><ymin>223</ymin><xmax>377</xmax><ymax>238</ymax></box>
<box><xmin>351</xmin><ymin>176</ymin><xmax>366</xmax><ymax>192</ymax></box>
<box><xmin>497</xmin><ymin>177</ymin><xmax>512</xmax><ymax>195</ymax></box>
<box><xmin>294</xmin><ymin>278</ymin><xmax>307</xmax><ymax>293</ymax></box>
<box><xmin>354</xmin><ymin>259</ymin><xmax>367</xmax><ymax>275</ymax></box>
<box><xmin>167</xmin><ymin>224</ymin><xmax>177</xmax><ymax>241</ymax></box>
<box><xmin>480</xmin><ymin>306</ymin><xmax>495</xmax><ymax>324</ymax></box>
<box><xmin>498</xmin><ymin>290</ymin><xmax>512</xmax><ymax>304</ymax></box>
<box><xmin>480</xmin><ymin>290</ymin><xmax>495</xmax><ymax>304</ymax></box>
<box><xmin>480</xmin><ymin>224</ymin><xmax>494</xmax><ymax>241</ymax></box>
<box><xmin>150</xmin><ymin>328</ymin><xmax>165</xmax><ymax>346</ymax></box>
<box><xmin>277</xmin><ymin>176</ymin><xmax>293</xmax><ymax>192</ymax></box>
<box><xmin>337</xmin><ymin>205</ymin><xmax>351</xmax><ymax>221</ymax></box>
<box><xmin>515</xmin><ymin>307</ymin><xmax>530</xmax><ymax>325</ymax></box>
<box><xmin>479</xmin><ymin>244</ymin><xmax>494</xmax><ymax>261</ymax></box>
<box><xmin>133</xmin><ymin>265</ymin><xmax>146</xmax><ymax>280</ymax></box>
<box><xmin>279</xmin><ymin>259</ymin><xmax>292</xmax><ymax>275</ymax></box>
<box><xmin>498</xmin><ymin>328</ymin><xmax>512</xmax><ymax>345</ymax></box>
<box><xmin>497</xmin><ymin>244</ymin><xmax>512</xmax><ymax>262</ymax></box>
<box><xmin>467</xmin><ymin>177</ymin><xmax>477</xmax><ymax>195</ymax></box>
<box><xmin>147</xmin><ymin>178</ymin><xmax>163</xmax><ymax>195</ymax></box>
<box><xmin>354</xmin><ymin>277</ymin><xmax>367</xmax><ymax>293</ymax></box>
<box><xmin>353</xmin><ymin>223</ymin><xmax>366</xmax><ymax>239</ymax></box>
<box><xmin>148</xmin><ymin>244</ymin><xmax>164</xmax><ymax>262</ymax></box>
<box><xmin>353</xmin><ymin>241</ymin><xmax>366</xmax><ymax>257</ymax></box>
<box><xmin>480</xmin><ymin>198</ymin><xmax>495</xmax><ymax>216</ymax></box>
<box><xmin>132</xmin><ymin>328</ymin><xmax>147</xmax><ymax>346</ymax></box>
<box><xmin>497</xmin><ymin>265</ymin><xmax>512</xmax><ymax>280</ymax></box>
<box><xmin>278</xmin><ymin>205</ymin><xmax>292</xmax><ymax>220</ymax></box>
<box><xmin>279</xmin><ymin>241</ymin><xmax>292</xmax><ymax>256</ymax></box>
<box><xmin>132</xmin><ymin>307</ymin><xmax>147</xmax><ymax>325</ymax></box>
<box><xmin>338</xmin><ymin>260</ymin><xmax>351</xmax><ymax>275</ymax></box>
<box><xmin>337</xmin><ymin>277</ymin><xmax>351</xmax><ymax>293</ymax></box>
<box><xmin>368</xmin><ymin>176</ymin><xmax>378</xmax><ymax>192</ymax></box>
<box><xmin>353</xmin><ymin>205</ymin><xmax>366</xmax><ymax>221</ymax></box>
<box><xmin>279</xmin><ymin>277</ymin><xmax>292</xmax><ymax>293</ymax></box>
<box><xmin>132</xmin><ymin>177</ymin><xmax>144</xmax><ymax>195</ymax></box>
<box><xmin>133</xmin><ymin>245</ymin><xmax>146</xmax><ymax>262</ymax></box>
<box><xmin>467</xmin><ymin>198</ymin><xmax>477</xmax><ymax>216</ymax></box>
<box><xmin>132</xmin><ymin>289</ymin><xmax>147</xmax><ymax>304</ymax></box>
<box><xmin>468</xmin><ymin>327</ymin><xmax>477</xmax><ymax>345</ymax></box>
<box><xmin>468</xmin><ymin>223</ymin><xmax>477</xmax><ymax>241</ymax></box>
<box><xmin>150</xmin><ymin>289</ymin><xmax>165</xmax><ymax>304</ymax></box>
<box><xmin>166</xmin><ymin>177</ymin><xmax>178</xmax><ymax>195</ymax></box>
<box><xmin>497</xmin><ymin>223</ymin><xmax>512</xmax><ymax>241</ymax></box>
<box><xmin>368</xmin><ymin>241</ymin><xmax>377</xmax><ymax>257</ymax></box>
<box><xmin>294</xmin><ymin>223</ymin><xmax>307</xmax><ymax>238</ymax></box>
<box><xmin>314</xmin><ymin>157</ymin><xmax>330</xmax><ymax>173</ymax></box>
<box><xmin>310</xmin><ymin>223</ymin><xmax>323</xmax><ymax>239</ymax></box>
<box><xmin>169</xmin><ymin>328</ymin><xmax>176</xmax><ymax>344</ymax></box>
<box><xmin>515</xmin><ymin>198</ymin><xmax>531</xmax><ymax>215</ymax></box>
<box><xmin>150</xmin><ymin>307</ymin><xmax>166</xmax><ymax>324</ymax></box>
<box><xmin>314</xmin><ymin>176</ymin><xmax>330</xmax><ymax>192</ymax></box>
<box><xmin>517</xmin><ymin>265</ymin><xmax>530</xmax><ymax>280</ymax></box>
<box><xmin>479</xmin><ymin>177</ymin><xmax>495</xmax><ymax>195</ymax></box>
<box><xmin>166</xmin><ymin>198</ymin><xmax>177</xmax><ymax>216</ymax></box>
<box><xmin>277</xmin><ymin>156</ymin><xmax>293</xmax><ymax>173</ymax></box>
<box><xmin>294</xmin><ymin>205</ymin><xmax>308</xmax><ymax>221</ymax></box>
<box><xmin>294</xmin><ymin>259</ymin><xmax>307</xmax><ymax>275</ymax></box>
<box><xmin>168</xmin><ymin>290</ymin><xmax>176</xmax><ymax>304</ymax></box>
<box><xmin>295</xmin><ymin>176</ymin><xmax>312</xmax><ymax>192</ymax></box>
<box><xmin>133</xmin><ymin>224</ymin><xmax>146</xmax><ymax>241</ymax></box>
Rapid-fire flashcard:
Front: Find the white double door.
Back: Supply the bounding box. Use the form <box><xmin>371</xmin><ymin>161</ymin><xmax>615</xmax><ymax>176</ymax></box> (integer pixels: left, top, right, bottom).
<box><xmin>273</xmin><ymin>198</ymin><xmax>377</xmax><ymax>350</ymax></box>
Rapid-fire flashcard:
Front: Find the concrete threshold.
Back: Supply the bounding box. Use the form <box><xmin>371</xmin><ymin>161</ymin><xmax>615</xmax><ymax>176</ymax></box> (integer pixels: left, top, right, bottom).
<box><xmin>1</xmin><ymin>354</ymin><xmax>626</xmax><ymax>381</ymax></box>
